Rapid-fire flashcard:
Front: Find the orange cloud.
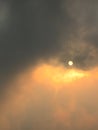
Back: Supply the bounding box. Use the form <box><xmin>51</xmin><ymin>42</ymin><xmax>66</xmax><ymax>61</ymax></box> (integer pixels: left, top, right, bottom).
<box><xmin>0</xmin><ymin>63</ymin><xmax>98</xmax><ymax>130</ymax></box>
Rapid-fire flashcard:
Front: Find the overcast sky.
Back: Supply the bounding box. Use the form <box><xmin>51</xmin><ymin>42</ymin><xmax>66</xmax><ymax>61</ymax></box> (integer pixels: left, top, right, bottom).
<box><xmin>0</xmin><ymin>0</ymin><xmax>98</xmax><ymax>130</ymax></box>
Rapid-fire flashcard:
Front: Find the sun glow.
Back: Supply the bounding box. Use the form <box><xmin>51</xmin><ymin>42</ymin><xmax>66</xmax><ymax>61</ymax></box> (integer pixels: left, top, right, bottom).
<box><xmin>32</xmin><ymin>64</ymin><xmax>88</xmax><ymax>85</ymax></box>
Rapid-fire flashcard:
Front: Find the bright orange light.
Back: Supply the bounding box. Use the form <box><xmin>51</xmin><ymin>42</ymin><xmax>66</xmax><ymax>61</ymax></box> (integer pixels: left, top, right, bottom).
<box><xmin>32</xmin><ymin>64</ymin><xmax>88</xmax><ymax>85</ymax></box>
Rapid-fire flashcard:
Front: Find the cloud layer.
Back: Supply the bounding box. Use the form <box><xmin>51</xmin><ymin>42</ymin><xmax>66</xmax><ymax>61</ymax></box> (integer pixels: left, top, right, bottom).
<box><xmin>1</xmin><ymin>1</ymin><xmax>98</xmax><ymax>129</ymax></box>
<box><xmin>0</xmin><ymin>64</ymin><xmax>98</xmax><ymax>130</ymax></box>
<box><xmin>1</xmin><ymin>0</ymin><xmax>98</xmax><ymax>82</ymax></box>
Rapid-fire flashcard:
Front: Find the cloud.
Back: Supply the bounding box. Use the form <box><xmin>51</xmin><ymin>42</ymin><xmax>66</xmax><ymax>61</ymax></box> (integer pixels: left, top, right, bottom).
<box><xmin>2</xmin><ymin>0</ymin><xmax>98</xmax><ymax>82</ymax></box>
<box><xmin>0</xmin><ymin>0</ymin><xmax>98</xmax><ymax>83</ymax></box>
<box><xmin>0</xmin><ymin>0</ymin><xmax>72</xmax><ymax>81</ymax></box>
<box><xmin>1</xmin><ymin>1</ymin><xmax>98</xmax><ymax>129</ymax></box>
<box><xmin>0</xmin><ymin>65</ymin><xmax>98</xmax><ymax>130</ymax></box>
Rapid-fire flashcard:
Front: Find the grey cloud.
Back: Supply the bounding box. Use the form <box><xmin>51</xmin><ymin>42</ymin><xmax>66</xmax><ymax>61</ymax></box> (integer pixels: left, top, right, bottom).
<box><xmin>59</xmin><ymin>0</ymin><xmax>98</xmax><ymax>70</ymax></box>
<box><xmin>0</xmin><ymin>0</ymin><xmax>74</xmax><ymax>83</ymax></box>
<box><xmin>1</xmin><ymin>0</ymin><xmax>98</xmax><ymax>82</ymax></box>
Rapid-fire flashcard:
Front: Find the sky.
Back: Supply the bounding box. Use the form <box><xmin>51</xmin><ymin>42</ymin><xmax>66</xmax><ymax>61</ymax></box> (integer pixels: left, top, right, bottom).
<box><xmin>0</xmin><ymin>0</ymin><xmax>98</xmax><ymax>130</ymax></box>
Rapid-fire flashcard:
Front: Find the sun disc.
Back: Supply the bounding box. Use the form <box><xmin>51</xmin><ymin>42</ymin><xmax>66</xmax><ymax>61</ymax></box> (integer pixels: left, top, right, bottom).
<box><xmin>68</xmin><ymin>61</ymin><xmax>73</xmax><ymax>66</ymax></box>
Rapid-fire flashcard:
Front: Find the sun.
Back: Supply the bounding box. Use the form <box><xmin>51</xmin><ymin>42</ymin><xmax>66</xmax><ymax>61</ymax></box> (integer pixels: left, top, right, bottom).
<box><xmin>68</xmin><ymin>61</ymin><xmax>73</xmax><ymax>66</ymax></box>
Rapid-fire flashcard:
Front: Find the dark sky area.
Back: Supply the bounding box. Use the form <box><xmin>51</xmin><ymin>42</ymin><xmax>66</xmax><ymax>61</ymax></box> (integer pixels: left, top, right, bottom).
<box><xmin>1</xmin><ymin>0</ymin><xmax>98</xmax><ymax>82</ymax></box>
<box><xmin>0</xmin><ymin>0</ymin><xmax>98</xmax><ymax>130</ymax></box>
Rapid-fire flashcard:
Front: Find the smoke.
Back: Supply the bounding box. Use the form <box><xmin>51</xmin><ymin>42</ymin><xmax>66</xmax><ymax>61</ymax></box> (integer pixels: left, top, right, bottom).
<box><xmin>0</xmin><ymin>65</ymin><xmax>98</xmax><ymax>130</ymax></box>
<box><xmin>1</xmin><ymin>0</ymin><xmax>98</xmax><ymax>83</ymax></box>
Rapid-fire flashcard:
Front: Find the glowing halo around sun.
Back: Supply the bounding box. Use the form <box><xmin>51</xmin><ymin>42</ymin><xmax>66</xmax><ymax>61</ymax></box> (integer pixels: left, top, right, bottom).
<box><xmin>32</xmin><ymin>64</ymin><xmax>88</xmax><ymax>86</ymax></box>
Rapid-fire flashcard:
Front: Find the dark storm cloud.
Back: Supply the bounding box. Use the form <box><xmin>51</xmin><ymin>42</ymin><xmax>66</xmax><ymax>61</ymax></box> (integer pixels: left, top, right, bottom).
<box><xmin>1</xmin><ymin>0</ymin><xmax>98</xmax><ymax>81</ymax></box>
<box><xmin>58</xmin><ymin>0</ymin><xmax>98</xmax><ymax>70</ymax></box>
<box><xmin>0</xmin><ymin>0</ymin><xmax>74</xmax><ymax>83</ymax></box>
